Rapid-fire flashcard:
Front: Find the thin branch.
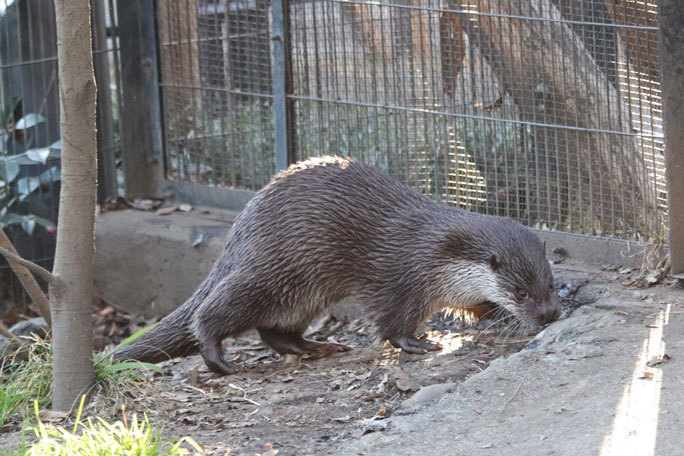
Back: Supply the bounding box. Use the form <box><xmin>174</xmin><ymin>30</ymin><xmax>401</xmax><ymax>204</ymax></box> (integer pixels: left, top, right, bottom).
<box><xmin>0</xmin><ymin>230</ymin><xmax>52</xmax><ymax>327</ymax></box>
<box><xmin>0</xmin><ymin>321</ymin><xmax>17</xmax><ymax>342</ymax></box>
<box><xmin>0</xmin><ymin>245</ymin><xmax>56</xmax><ymax>285</ymax></box>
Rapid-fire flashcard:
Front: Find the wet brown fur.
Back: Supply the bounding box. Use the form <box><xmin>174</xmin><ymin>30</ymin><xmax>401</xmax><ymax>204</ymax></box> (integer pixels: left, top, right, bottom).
<box><xmin>114</xmin><ymin>156</ymin><xmax>560</xmax><ymax>374</ymax></box>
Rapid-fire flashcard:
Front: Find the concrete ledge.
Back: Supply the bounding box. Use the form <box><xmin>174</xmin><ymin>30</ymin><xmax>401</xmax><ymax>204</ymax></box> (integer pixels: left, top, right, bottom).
<box><xmin>165</xmin><ymin>180</ymin><xmax>256</xmax><ymax>212</ymax></box>
<box><xmin>93</xmin><ymin>206</ymin><xmax>667</xmax><ymax>320</ymax></box>
<box><xmin>535</xmin><ymin>229</ymin><xmax>668</xmax><ymax>269</ymax></box>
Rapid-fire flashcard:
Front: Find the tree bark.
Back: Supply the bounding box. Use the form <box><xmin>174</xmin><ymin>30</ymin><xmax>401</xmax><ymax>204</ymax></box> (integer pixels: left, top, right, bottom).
<box><xmin>454</xmin><ymin>0</ymin><xmax>657</xmax><ymax>233</ymax></box>
<box><xmin>52</xmin><ymin>0</ymin><xmax>97</xmax><ymax>411</ymax></box>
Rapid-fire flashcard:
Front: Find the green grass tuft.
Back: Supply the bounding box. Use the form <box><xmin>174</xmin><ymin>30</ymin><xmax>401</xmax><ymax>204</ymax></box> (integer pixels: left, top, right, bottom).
<box><xmin>0</xmin><ymin>336</ymin><xmax>54</xmax><ymax>425</ymax></box>
<box><xmin>93</xmin><ymin>324</ymin><xmax>165</xmax><ymax>399</ymax></box>
<box><xmin>2</xmin><ymin>397</ymin><xmax>202</xmax><ymax>456</ymax></box>
<box><xmin>0</xmin><ymin>326</ymin><xmax>166</xmax><ymax>426</ymax></box>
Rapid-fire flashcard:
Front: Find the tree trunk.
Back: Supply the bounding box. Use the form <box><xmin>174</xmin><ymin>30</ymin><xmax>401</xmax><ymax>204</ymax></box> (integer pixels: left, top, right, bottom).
<box><xmin>454</xmin><ymin>0</ymin><xmax>657</xmax><ymax>234</ymax></box>
<box><xmin>51</xmin><ymin>0</ymin><xmax>97</xmax><ymax>411</ymax></box>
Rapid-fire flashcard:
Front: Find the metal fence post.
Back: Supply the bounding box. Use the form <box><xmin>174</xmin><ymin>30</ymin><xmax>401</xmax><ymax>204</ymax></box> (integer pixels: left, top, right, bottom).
<box><xmin>92</xmin><ymin>0</ymin><xmax>117</xmax><ymax>202</ymax></box>
<box><xmin>117</xmin><ymin>0</ymin><xmax>165</xmax><ymax>198</ymax></box>
<box><xmin>271</xmin><ymin>0</ymin><xmax>295</xmax><ymax>173</ymax></box>
<box><xmin>658</xmin><ymin>0</ymin><xmax>684</xmax><ymax>278</ymax></box>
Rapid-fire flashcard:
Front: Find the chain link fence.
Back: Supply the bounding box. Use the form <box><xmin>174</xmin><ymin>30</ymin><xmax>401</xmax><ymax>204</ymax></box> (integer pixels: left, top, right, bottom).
<box><xmin>158</xmin><ymin>0</ymin><xmax>666</xmax><ymax>241</ymax></box>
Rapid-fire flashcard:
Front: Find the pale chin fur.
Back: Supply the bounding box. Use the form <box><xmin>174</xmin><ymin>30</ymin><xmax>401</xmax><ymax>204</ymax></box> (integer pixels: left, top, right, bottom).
<box><xmin>435</xmin><ymin>261</ymin><xmax>532</xmax><ymax>329</ymax></box>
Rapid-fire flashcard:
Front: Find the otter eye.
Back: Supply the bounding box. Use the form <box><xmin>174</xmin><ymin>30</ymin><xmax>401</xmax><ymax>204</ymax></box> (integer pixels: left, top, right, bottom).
<box><xmin>517</xmin><ymin>289</ymin><xmax>529</xmax><ymax>299</ymax></box>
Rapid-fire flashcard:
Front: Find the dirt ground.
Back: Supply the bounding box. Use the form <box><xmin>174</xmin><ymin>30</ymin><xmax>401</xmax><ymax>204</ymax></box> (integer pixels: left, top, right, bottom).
<box><xmin>120</xmin><ymin>315</ymin><xmax>532</xmax><ymax>456</ymax></box>
<box><xmin>0</xmin><ymin>262</ymin><xmax>679</xmax><ymax>456</ymax></box>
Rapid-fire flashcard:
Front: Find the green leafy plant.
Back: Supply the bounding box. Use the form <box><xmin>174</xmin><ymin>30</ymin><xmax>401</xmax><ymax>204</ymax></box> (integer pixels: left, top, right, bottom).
<box><xmin>94</xmin><ymin>324</ymin><xmax>164</xmax><ymax>392</ymax></box>
<box><xmin>0</xmin><ymin>142</ymin><xmax>61</xmax><ymax>235</ymax></box>
<box><xmin>0</xmin><ymin>96</ymin><xmax>60</xmax><ymax>235</ymax></box>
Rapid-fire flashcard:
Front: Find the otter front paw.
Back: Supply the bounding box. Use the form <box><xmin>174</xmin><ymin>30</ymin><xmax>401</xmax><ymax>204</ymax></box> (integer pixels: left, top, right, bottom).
<box><xmin>206</xmin><ymin>358</ymin><xmax>244</xmax><ymax>376</ymax></box>
<box><xmin>390</xmin><ymin>335</ymin><xmax>443</xmax><ymax>354</ymax></box>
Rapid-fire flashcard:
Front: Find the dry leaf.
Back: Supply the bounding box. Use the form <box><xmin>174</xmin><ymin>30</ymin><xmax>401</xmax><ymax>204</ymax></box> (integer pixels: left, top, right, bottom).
<box><xmin>387</xmin><ymin>366</ymin><xmax>419</xmax><ymax>392</ymax></box>
<box><xmin>277</xmin><ymin>374</ymin><xmax>294</xmax><ymax>383</ymax></box>
<box><xmin>360</xmin><ymin>392</ymin><xmax>383</xmax><ymax>402</ymax></box>
<box><xmin>192</xmin><ymin>233</ymin><xmax>205</xmax><ymax>247</ymax></box>
<box><xmin>248</xmin><ymin>444</ymin><xmax>278</xmax><ymax>456</ymax></box>
<box><xmin>161</xmin><ymin>391</ymin><xmax>193</xmax><ymax>402</ymax></box>
<box><xmin>155</xmin><ymin>205</ymin><xmax>179</xmax><ymax>216</ymax></box>
<box><xmin>133</xmin><ymin>199</ymin><xmax>159</xmax><ymax>211</ymax></box>
<box><xmin>282</xmin><ymin>354</ymin><xmax>299</xmax><ymax>368</ymax></box>
<box><xmin>102</xmin><ymin>196</ymin><xmax>134</xmax><ymax>211</ymax></box>
<box><xmin>355</xmin><ymin>371</ymin><xmax>372</xmax><ymax>380</ymax></box>
<box><xmin>38</xmin><ymin>410</ymin><xmax>70</xmax><ymax>422</ymax></box>
<box><xmin>227</xmin><ymin>419</ymin><xmax>258</xmax><ymax>429</ymax></box>
<box><xmin>646</xmin><ymin>354</ymin><xmax>671</xmax><ymax>367</ymax></box>
<box><xmin>188</xmin><ymin>366</ymin><xmax>200</xmax><ymax>386</ymax></box>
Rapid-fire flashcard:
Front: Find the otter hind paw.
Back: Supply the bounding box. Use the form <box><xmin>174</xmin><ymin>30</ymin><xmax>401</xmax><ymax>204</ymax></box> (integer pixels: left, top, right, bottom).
<box><xmin>390</xmin><ymin>335</ymin><xmax>443</xmax><ymax>354</ymax></box>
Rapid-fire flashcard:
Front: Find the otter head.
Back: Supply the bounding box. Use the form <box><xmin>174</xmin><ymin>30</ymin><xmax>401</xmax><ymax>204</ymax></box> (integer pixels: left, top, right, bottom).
<box><xmin>485</xmin><ymin>245</ymin><xmax>560</xmax><ymax>331</ymax></box>
<box><xmin>439</xmin><ymin>220</ymin><xmax>561</xmax><ymax>332</ymax></box>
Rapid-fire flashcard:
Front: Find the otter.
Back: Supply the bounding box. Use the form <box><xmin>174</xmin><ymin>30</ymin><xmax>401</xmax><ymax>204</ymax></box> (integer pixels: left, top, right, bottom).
<box><xmin>114</xmin><ymin>156</ymin><xmax>560</xmax><ymax>374</ymax></box>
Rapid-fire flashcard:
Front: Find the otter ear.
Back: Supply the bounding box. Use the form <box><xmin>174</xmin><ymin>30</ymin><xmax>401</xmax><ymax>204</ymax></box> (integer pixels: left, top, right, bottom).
<box><xmin>489</xmin><ymin>254</ymin><xmax>501</xmax><ymax>272</ymax></box>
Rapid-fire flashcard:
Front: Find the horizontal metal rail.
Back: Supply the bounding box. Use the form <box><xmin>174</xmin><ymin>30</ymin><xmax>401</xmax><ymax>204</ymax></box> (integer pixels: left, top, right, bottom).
<box><xmin>287</xmin><ymin>93</ymin><xmax>664</xmax><ymax>139</ymax></box>
<box><xmin>330</xmin><ymin>0</ymin><xmax>659</xmax><ymax>31</ymax></box>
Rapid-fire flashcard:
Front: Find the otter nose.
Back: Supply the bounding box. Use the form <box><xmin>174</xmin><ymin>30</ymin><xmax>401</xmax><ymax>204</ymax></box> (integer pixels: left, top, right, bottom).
<box><xmin>540</xmin><ymin>307</ymin><xmax>561</xmax><ymax>325</ymax></box>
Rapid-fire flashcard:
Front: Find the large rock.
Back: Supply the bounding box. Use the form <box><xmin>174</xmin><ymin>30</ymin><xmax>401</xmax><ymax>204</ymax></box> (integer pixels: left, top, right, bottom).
<box><xmin>93</xmin><ymin>208</ymin><xmax>237</xmax><ymax>318</ymax></box>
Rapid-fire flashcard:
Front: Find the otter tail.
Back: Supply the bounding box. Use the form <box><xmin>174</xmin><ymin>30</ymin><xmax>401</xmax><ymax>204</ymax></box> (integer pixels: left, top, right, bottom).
<box><xmin>112</xmin><ymin>312</ymin><xmax>199</xmax><ymax>364</ymax></box>
<box><xmin>111</xmin><ymin>269</ymin><xmax>223</xmax><ymax>363</ymax></box>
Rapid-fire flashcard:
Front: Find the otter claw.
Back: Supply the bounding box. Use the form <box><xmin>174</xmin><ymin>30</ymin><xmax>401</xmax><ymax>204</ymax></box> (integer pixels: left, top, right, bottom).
<box><xmin>391</xmin><ymin>336</ymin><xmax>443</xmax><ymax>354</ymax></box>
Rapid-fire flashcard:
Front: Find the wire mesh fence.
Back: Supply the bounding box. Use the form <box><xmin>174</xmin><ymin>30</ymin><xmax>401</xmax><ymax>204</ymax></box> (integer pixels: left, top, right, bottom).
<box><xmin>0</xmin><ymin>0</ymin><xmax>122</xmax><ymax>311</ymax></box>
<box><xmin>159</xmin><ymin>0</ymin><xmax>276</xmax><ymax>191</ymax></box>
<box><xmin>158</xmin><ymin>0</ymin><xmax>666</xmax><ymax>240</ymax></box>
